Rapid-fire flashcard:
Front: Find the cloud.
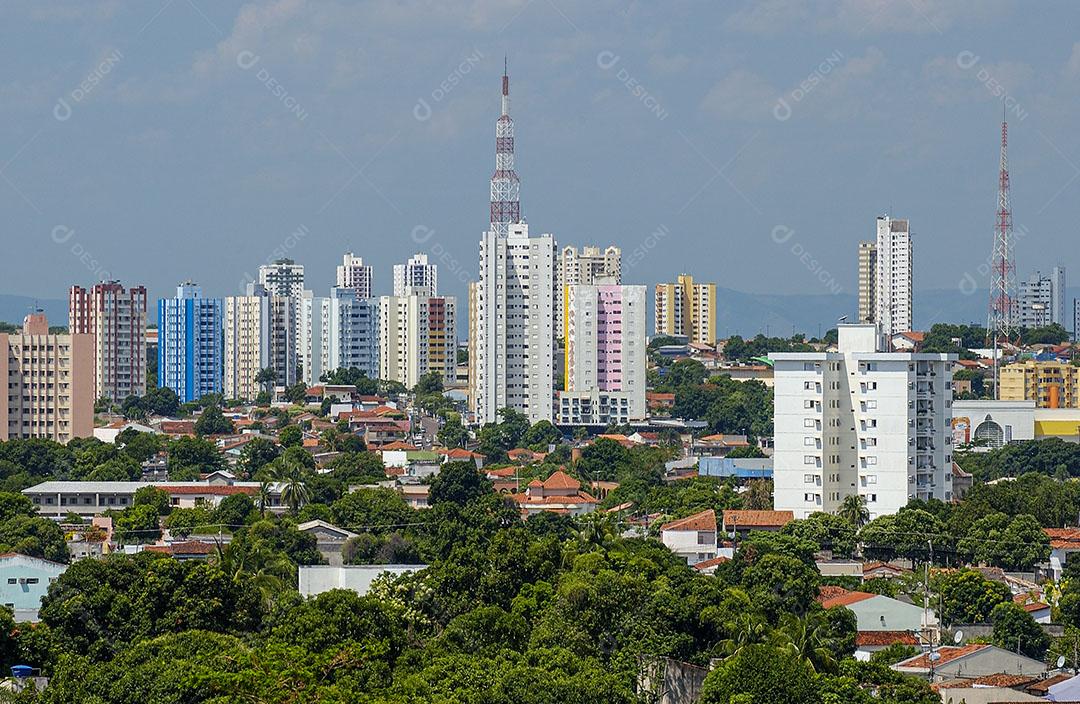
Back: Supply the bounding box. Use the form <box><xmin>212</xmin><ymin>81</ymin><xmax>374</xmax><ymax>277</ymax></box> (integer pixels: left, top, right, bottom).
<box><xmin>192</xmin><ymin>0</ymin><xmax>308</xmax><ymax>76</ymax></box>
<box><xmin>727</xmin><ymin>0</ymin><xmax>1007</xmax><ymax>36</ymax></box>
<box><xmin>700</xmin><ymin>70</ymin><xmax>779</xmax><ymax>121</ymax></box>
<box><xmin>1066</xmin><ymin>42</ymin><xmax>1080</xmax><ymax>78</ymax></box>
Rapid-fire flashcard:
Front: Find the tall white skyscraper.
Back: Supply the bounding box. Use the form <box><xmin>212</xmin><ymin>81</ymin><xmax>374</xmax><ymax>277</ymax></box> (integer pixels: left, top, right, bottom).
<box><xmin>1016</xmin><ymin>267</ymin><xmax>1066</xmax><ymax>329</ymax></box>
<box><xmin>393</xmin><ymin>253</ymin><xmax>438</xmax><ymax>297</ymax></box>
<box><xmin>379</xmin><ymin>292</ymin><xmax>456</xmax><ymax>388</ymax></box>
<box><xmin>557</xmin><ymin>284</ymin><xmax>646</xmax><ymax>425</ymax></box>
<box><xmin>555</xmin><ymin>245</ymin><xmax>621</xmax><ymax>336</ymax></box>
<box><xmin>475</xmin><ymin>222</ymin><xmax>555</xmax><ymax>424</ymax></box>
<box><xmin>771</xmin><ymin>324</ymin><xmax>955</xmax><ymax>520</ymax></box>
<box><xmin>258</xmin><ymin>259</ymin><xmax>305</xmax><ymax>363</ymax></box>
<box><xmin>300</xmin><ymin>287</ymin><xmax>379</xmax><ymax>386</ymax></box>
<box><xmin>873</xmin><ymin>215</ymin><xmax>912</xmax><ymax>340</ymax></box>
<box><xmin>336</xmin><ymin>253</ymin><xmax>374</xmax><ymax>299</ymax></box>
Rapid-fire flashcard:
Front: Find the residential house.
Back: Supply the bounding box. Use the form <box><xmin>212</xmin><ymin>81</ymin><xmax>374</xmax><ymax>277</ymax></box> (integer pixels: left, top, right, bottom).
<box><xmin>0</xmin><ymin>554</ymin><xmax>68</xmax><ymax>621</ymax></box>
<box><xmin>819</xmin><ymin>589</ymin><xmax>937</xmax><ymax>639</ymax></box>
<box><xmin>144</xmin><ymin>540</ymin><xmax>216</xmax><ymax>560</ymax></box>
<box><xmin>660</xmin><ymin>509</ymin><xmax>717</xmax><ymax>566</ymax></box>
<box><xmin>691</xmin><ymin>434</ymin><xmax>751</xmax><ymax>458</ymax></box>
<box><xmin>853</xmin><ymin>631</ymin><xmax>920</xmax><ymax>662</ymax></box>
<box><xmin>398</xmin><ymin>485</ymin><xmax>430</xmax><ymax>510</ymax></box>
<box><xmin>1046</xmin><ymin>527</ymin><xmax>1080</xmax><ymax>580</ymax></box>
<box><xmin>510</xmin><ymin>470</ymin><xmax>598</xmax><ymax>517</ymax></box>
<box><xmin>892</xmin><ymin>644</ymin><xmax>1047</xmax><ymax>682</ymax></box>
<box><xmin>297</xmin><ymin>520</ymin><xmax>358</xmax><ymax>566</ymax></box>
<box><xmin>721</xmin><ymin>510</ymin><xmax>794</xmax><ymax>539</ymax></box>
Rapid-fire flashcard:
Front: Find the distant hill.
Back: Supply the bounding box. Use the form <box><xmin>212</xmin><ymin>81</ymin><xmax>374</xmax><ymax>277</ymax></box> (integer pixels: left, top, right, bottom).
<box><xmin>0</xmin><ymin>295</ymin><xmax>68</xmax><ymax>328</ymax></box>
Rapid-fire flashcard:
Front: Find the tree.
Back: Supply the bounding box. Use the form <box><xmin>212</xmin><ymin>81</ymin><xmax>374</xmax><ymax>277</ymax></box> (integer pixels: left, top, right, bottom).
<box><xmin>414</xmin><ymin>371</ymin><xmax>444</xmax><ymax>396</ymax></box>
<box><xmin>522</xmin><ymin>420</ymin><xmax>561</xmax><ymax>450</ymax></box>
<box><xmin>120</xmin><ymin>395</ymin><xmax>147</xmax><ymax>421</ymax></box>
<box><xmin>166</xmin><ymin>436</ymin><xmax>224</xmax><ymax>479</ymax></box>
<box><xmin>741</xmin><ymin>553</ymin><xmax>819</xmax><ymax>620</ymax></box>
<box><xmin>575</xmin><ymin>438</ymin><xmax>629</xmax><ymax>482</ymax></box>
<box><xmin>239</xmin><ymin>437</ymin><xmax>280</xmax><ymax>477</ymax></box>
<box><xmin>277</xmin><ymin>425</ymin><xmax>303</xmax><ymax>448</ymax></box>
<box><xmin>133</xmin><ymin>486</ymin><xmax>171</xmax><ymax>516</ymax></box>
<box><xmin>991</xmin><ymin>602</ymin><xmax>1050</xmax><ymax>659</ymax></box>
<box><xmin>284</xmin><ymin>382</ymin><xmax>308</xmax><ymax>405</ymax></box>
<box><xmin>933</xmin><ymin>568</ymin><xmax>1012</xmax><ymax>626</ymax></box>
<box><xmin>143</xmin><ymin>386</ymin><xmax>180</xmax><ymax>417</ymax></box>
<box><xmin>837</xmin><ymin>494</ymin><xmax>870</xmax><ymax>528</ymax></box>
<box><xmin>266</xmin><ymin>453</ymin><xmax>311</xmax><ymax>514</ymax></box>
<box><xmin>0</xmin><ymin>515</ymin><xmax>68</xmax><ymax>562</ymax></box>
<box><xmin>194</xmin><ymin>405</ymin><xmax>234</xmax><ymax>436</ymax></box>
<box><xmin>702</xmin><ymin>644</ymin><xmax>818</xmax><ymax>704</ymax></box>
<box><xmin>429</xmin><ymin>461</ymin><xmax>490</xmax><ymax>507</ymax></box>
<box><xmin>333</xmin><ymin>488</ymin><xmax>415</xmax><ymax>529</ymax></box>
<box><xmin>741</xmin><ymin>479</ymin><xmax>773</xmax><ymax>510</ymax></box>
<box><xmin>782</xmin><ymin>512</ymin><xmax>856</xmax><ymax>558</ymax></box>
<box><xmin>112</xmin><ymin>504</ymin><xmax>162</xmax><ymax>545</ymax></box>
<box><xmin>254</xmin><ymin>367</ymin><xmax>277</xmax><ymax>398</ymax></box>
<box><xmin>437</xmin><ymin>414</ymin><xmax>470</xmax><ymax>449</ymax></box>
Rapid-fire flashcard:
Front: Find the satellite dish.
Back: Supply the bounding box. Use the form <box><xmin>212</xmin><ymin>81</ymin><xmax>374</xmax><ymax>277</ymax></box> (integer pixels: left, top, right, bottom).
<box><xmin>929</xmin><ymin>652</ymin><xmax>941</xmax><ymax>662</ymax></box>
<box><xmin>953</xmin><ymin>631</ymin><xmax>964</xmax><ymax>645</ymax></box>
<box><xmin>1058</xmin><ymin>655</ymin><xmax>1067</xmax><ymax>669</ymax></box>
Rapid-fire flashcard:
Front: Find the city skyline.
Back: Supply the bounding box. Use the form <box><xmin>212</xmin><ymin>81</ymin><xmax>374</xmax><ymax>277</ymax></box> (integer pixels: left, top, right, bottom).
<box><xmin>2</xmin><ymin>2</ymin><xmax>1080</xmax><ymax>325</ymax></box>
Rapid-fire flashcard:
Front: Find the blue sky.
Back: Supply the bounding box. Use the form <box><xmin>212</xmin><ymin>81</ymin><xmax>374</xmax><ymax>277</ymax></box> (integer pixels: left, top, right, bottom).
<box><xmin>2</xmin><ymin>0</ymin><xmax>1079</xmax><ymax>318</ymax></box>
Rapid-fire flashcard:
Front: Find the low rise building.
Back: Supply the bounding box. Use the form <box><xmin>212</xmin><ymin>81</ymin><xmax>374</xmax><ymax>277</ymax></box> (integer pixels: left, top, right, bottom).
<box><xmin>23</xmin><ymin>480</ymin><xmax>282</xmax><ymax>519</ymax></box>
<box><xmin>0</xmin><ymin>554</ymin><xmax>68</xmax><ymax>621</ymax></box>
<box><xmin>721</xmin><ymin>510</ymin><xmax>793</xmax><ymax>538</ymax></box>
<box><xmin>660</xmin><ymin>509</ymin><xmax>717</xmax><ymax>566</ymax></box>
<box><xmin>299</xmin><ymin>564</ymin><xmax>425</xmax><ymax>597</ymax></box>
<box><xmin>510</xmin><ymin>470</ymin><xmax>598</xmax><ymax>517</ymax></box>
<box><xmin>892</xmin><ymin>644</ymin><xmax>1047</xmax><ymax>683</ymax></box>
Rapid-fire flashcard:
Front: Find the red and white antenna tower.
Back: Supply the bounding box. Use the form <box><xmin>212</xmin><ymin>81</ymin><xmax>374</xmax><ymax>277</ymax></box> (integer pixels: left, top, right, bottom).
<box><xmin>988</xmin><ymin>113</ymin><xmax>1016</xmax><ymax>398</ymax></box>
<box><xmin>490</xmin><ymin>58</ymin><xmax>521</xmax><ymax>236</ymax></box>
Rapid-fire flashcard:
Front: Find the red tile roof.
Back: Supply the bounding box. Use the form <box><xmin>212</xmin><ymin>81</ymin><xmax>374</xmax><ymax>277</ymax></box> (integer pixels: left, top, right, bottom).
<box><xmin>145</xmin><ymin>540</ymin><xmax>216</xmax><ymax>556</ymax></box>
<box><xmin>936</xmin><ymin>673</ymin><xmax>1036</xmax><ymax>689</ymax></box>
<box><xmin>722</xmin><ymin>510</ymin><xmax>794</xmax><ymax>529</ymax></box>
<box><xmin>1027</xmin><ymin>672</ymin><xmax>1072</xmax><ymax>693</ymax></box>
<box><xmin>817</xmin><ymin>585</ymin><xmax>851</xmax><ymax>604</ymax></box>
<box><xmin>820</xmin><ymin>590</ymin><xmax>876</xmax><ymax>609</ymax></box>
<box><xmin>660</xmin><ymin>509</ymin><xmax>717</xmax><ymax>533</ymax></box>
<box><xmin>898</xmin><ymin>644</ymin><xmax>989</xmax><ymax>670</ymax></box>
<box><xmin>382</xmin><ymin>441</ymin><xmax>418</xmax><ymax>451</ymax></box>
<box><xmin>855</xmin><ymin>631</ymin><xmax>919</xmax><ymax>647</ymax></box>
<box><xmin>699</xmin><ymin>434</ymin><xmax>749</xmax><ymax>446</ymax></box>
<box><xmin>692</xmin><ymin>556</ymin><xmax>730</xmax><ymax>571</ymax></box>
<box><xmin>542</xmin><ymin>470</ymin><xmax>580</xmax><ymax>491</ymax></box>
<box><xmin>1045</xmin><ymin>527</ymin><xmax>1080</xmax><ymax>549</ymax></box>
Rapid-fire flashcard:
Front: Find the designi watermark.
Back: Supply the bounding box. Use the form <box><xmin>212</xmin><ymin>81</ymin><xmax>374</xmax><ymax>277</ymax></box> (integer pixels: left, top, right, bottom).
<box><xmin>54</xmin><ymin>49</ymin><xmax>124</xmax><ymax>122</ymax></box>
<box><xmin>597</xmin><ymin>51</ymin><xmax>669</xmax><ymax>121</ymax></box>
<box><xmin>237</xmin><ymin>50</ymin><xmax>309</xmax><ymax>122</ymax></box>
<box><xmin>956</xmin><ymin>51</ymin><xmax>1028</xmax><ymax>121</ymax></box>
<box><xmin>414</xmin><ymin>47</ymin><xmax>484</xmax><ymax>122</ymax></box>
<box><xmin>625</xmin><ymin>224</ymin><xmax>671</xmax><ymax>269</ymax></box>
<box><xmin>411</xmin><ymin>225</ymin><xmax>471</xmax><ymax>283</ymax></box>
<box><xmin>51</xmin><ymin>225</ymin><xmax>112</xmax><ymax>280</ymax></box>
<box><xmin>771</xmin><ymin>225</ymin><xmax>842</xmax><ymax>294</ymax></box>
<box><xmin>774</xmin><ymin>50</ymin><xmax>845</xmax><ymax>122</ymax></box>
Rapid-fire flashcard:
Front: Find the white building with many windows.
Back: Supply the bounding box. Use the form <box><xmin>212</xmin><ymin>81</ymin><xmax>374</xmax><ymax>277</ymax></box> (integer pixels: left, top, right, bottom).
<box><xmin>771</xmin><ymin>324</ymin><xmax>955</xmax><ymax>520</ymax></box>
<box><xmin>379</xmin><ymin>292</ymin><xmax>456</xmax><ymax>388</ymax></box>
<box><xmin>393</xmin><ymin>253</ymin><xmax>437</xmax><ymax>297</ymax></box>
<box><xmin>300</xmin><ymin>287</ymin><xmax>379</xmax><ymax>386</ymax></box>
<box><xmin>555</xmin><ymin>245</ymin><xmax>620</xmax><ymax>334</ymax></box>
<box><xmin>474</xmin><ymin>222</ymin><xmax>555</xmax><ymax>424</ymax></box>
<box><xmin>336</xmin><ymin>253</ymin><xmax>374</xmax><ymax>299</ymax></box>
<box><xmin>224</xmin><ymin>283</ymin><xmax>295</xmax><ymax>401</ymax></box>
<box><xmin>874</xmin><ymin>215</ymin><xmax>912</xmax><ymax>341</ymax></box>
<box><xmin>1016</xmin><ymin>267</ymin><xmax>1066</xmax><ymax>329</ymax></box>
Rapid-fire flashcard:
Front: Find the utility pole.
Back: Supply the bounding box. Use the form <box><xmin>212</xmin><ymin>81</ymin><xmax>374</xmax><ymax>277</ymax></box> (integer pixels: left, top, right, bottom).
<box><xmin>925</xmin><ymin>539</ymin><xmax>935</xmax><ymax>680</ymax></box>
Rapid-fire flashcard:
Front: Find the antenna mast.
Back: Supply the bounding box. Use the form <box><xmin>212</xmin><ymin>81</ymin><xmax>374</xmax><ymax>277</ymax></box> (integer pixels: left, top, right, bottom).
<box><xmin>988</xmin><ymin>113</ymin><xmax>1016</xmax><ymax>398</ymax></box>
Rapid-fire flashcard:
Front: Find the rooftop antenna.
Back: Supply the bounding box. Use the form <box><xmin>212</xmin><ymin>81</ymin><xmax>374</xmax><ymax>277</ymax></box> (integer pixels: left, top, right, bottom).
<box><xmin>988</xmin><ymin>106</ymin><xmax>1016</xmax><ymax>399</ymax></box>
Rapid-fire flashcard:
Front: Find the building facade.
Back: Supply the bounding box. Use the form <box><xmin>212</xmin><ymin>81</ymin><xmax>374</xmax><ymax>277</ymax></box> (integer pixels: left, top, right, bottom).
<box><xmin>68</xmin><ymin>282</ymin><xmax>147</xmax><ymax>401</ymax></box>
<box><xmin>1015</xmin><ymin>267</ymin><xmax>1066</xmax><ymax>329</ymax></box>
<box><xmin>1000</xmin><ymin>359</ymin><xmax>1079</xmax><ymax>408</ymax></box>
<box><xmin>555</xmin><ymin>245</ymin><xmax>621</xmax><ymax>334</ymax></box>
<box><xmin>475</xmin><ymin>222</ymin><xmax>556</xmax><ymax>424</ymax></box>
<box><xmin>0</xmin><ymin>313</ymin><xmax>93</xmax><ymax>443</ymax></box>
<box><xmin>158</xmin><ymin>283</ymin><xmax>224</xmax><ymax>404</ymax></box>
<box><xmin>379</xmin><ymin>293</ymin><xmax>456</xmax><ymax>389</ymax></box>
<box><xmin>558</xmin><ymin>284</ymin><xmax>647</xmax><ymax>426</ymax></box>
<box><xmin>393</xmin><ymin>253</ymin><xmax>437</xmax><ymax>297</ymax></box>
<box><xmin>223</xmin><ymin>283</ymin><xmax>296</xmax><ymax>401</ymax></box>
<box><xmin>654</xmin><ymin>274</ymin><xmax>717</xmax><ymax>346</ymax></box>
<box><xmin>300</xmin><ymin>287</ymin><xmax>379</xmax><ymax>386</ymax></box>
<box><xmin>857</xmin><ymin>241</ymin><xmax>877</xmax><ymax>325</ymax></box>
<box><xmin>771</xmin><ymin>324</ymin><xmax>955</xmax><ymax>520</ymax></box>
<box><xmin>336</xmin><ymin>253</ymin><xmax>373</xmax><ymax>299</ymax></box>
<box><xmin>873</xmin><ymin>215</ymin><xmax>913</xmax><ymax>340</ymax></box>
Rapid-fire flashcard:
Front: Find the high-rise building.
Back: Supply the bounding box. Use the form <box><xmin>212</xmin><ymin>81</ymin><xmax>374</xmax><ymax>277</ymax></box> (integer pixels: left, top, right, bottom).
<box><xmin>259</xmin><ymin>259</ymin><xmax>305</xmax><ymax>362</ymax></box>
<box><xmin>873</xmin><ymin>215</ymin><xmax>913</xmax><ymax>340</ymax></box>
<box><xmin>393</xmin><ymin>253</ymin><xmax>437</xmax><ymax>297</ymax></box>
<box><xmin>857</xmin><ymin>242</ymin><xmax>877</xmax><ymax>325</ymax></box>
<box><xmin>379</xmin><ymin>292</ymin><xmax>456</xmax><ymax>388</ymax></box>
<box><xmin>68</xmin><ymin>281</ymin><xmax>147</xmax><ymax>401</ymax></box>
<box><xmin>557</xmin><ymin>284</ymin><xmax>647</xmax><ymax>426</ymax></box>
<box><xmin>224</xmin><ymin>283</ymin><xmax>296</xmax><ymax>401</ymax></box>
<box><xmin>999</xmin><ymin>359</ymin><xmax>1079</xmax><ymax>408</ymax></box>
<box><xmin>158</xmin><ymin>283</ymin><xmax>224</xmax><ymax>404</ymax></box>
<box><xmin>336</xmin><ymin>253</ymin><xmax>374</xmax><ymax>299</ymax></box>
<box><xmin>1016</xmin><ymin>268</ymin><xmax>1066</xmax><ymax>329</ymax></box>
<box><xmin>654</xmin><ymin>274</ymin><xmax>717</xmax><ymax>346</ymax></box>
<box><xmin>476</xmin><ymin>223</ymin><xmax>556</xmax><ymax>425</ymax></box>
<box><xmin>771</xmin><ymin>324</ymin><xmax>955</xmax><ymax>520</ymax></box>
<box><xmin>555</xmin><ymin>245</ymin><xmax>621</xmax><ymax>335</ymax></box>
<box><xmin>0</xmin><ymin>313</ymin><xmax>93</xmax><ymax>442</ymax></box>
<box><xmin>300</xmin><ymin>287</ymin><xmax>379</xmax><ymax>386</ymax></box>
<box><xmin>467</xmin><ymin>281</ymin><xmax>479</xmax><ymax>414</ymax></box>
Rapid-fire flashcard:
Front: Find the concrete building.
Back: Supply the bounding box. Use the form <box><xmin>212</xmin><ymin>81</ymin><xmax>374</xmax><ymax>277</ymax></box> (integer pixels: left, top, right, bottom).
<box><xmin>224</xmin><ymin>283</ymin><xmax>296</xmax><ymax>401</ymax></box>
<box><xmin>300</xmin><ymin>287</ymin><xmax>379</xmax><ymax>386</ymax></box>
<box><xmin>1000</xmin><ymin>359</ymin><xmax>1079</xmax><ymax>408</ymax></box>
<box><xmin>873</xmin><ymin>215</ymin><xmax>912</xmax><ymax>341</ymax></box>
<box><xmin>0</xmin><ymin>554</ymin><xmax>68</xmax><ymax>621</ymax></box>
<box><xmin>857</xmin><ymin>241</ymin><xmax>877</xmax><ymax>325</ymax></box>
<box><xmin>771</xmin><ymin>324</ymin><xmax>955</xmax><ymax>519</ymax></box>
<box><xmin>475</xmin><ymin>222</ymin><xmax>556</xmax><ymax>424</ymax></box>
<box><xmin>378</xmin><ymin>292</ymin><xmax>456</xmax><ymax>389</ymax></box>
<box><xmin>0</xmin><ymin>313</ymin><xmax>94</xmax><ymax>443</ymax></box>
<box><xmin>654</xmin><ymin>274</ymin><xmax>717</xmax><ymax>346</ymax></box>
<box><xmin>660</xmin><ymin>509</ymin><xmax>717</xmax><ymax>566</ymax></box>
<box><xmin>23</xmin><ymin>479</ymin><xmax>282</xmax><ymax>519</ymax></box>
<box><xmin>951</xmin><ymin>399</ymin><xmax>1035</xmax><ymax>448</ymax></box>
<box><xmin>467</xmin><ymin>282</ymin><xmax>479</xmax><ymax>415</ymax></box>
<box><xmin>892</xmin><ymin>644</ymin><xmax>1047</xmax><ymax>683</ymax></box>
<box><xmin>299</xmin><ymin>564</ymin><xmax>426</xmax><ymax>597</ymax></box>
<box><xmin>393</xmin><ymin>253</ymin><xmax>437</xmax><ymax>297</ymax></box>
<box><xmin>258</xmin><ymin>259</ymin><xmax>305</xmax><ymax>352</ymax></box>
<box><xmin>555</xmin><ymin>245</ymin><xmax>621</xmax><ymax>334</ymax></box>
<box><xmin>158</xmin><ymin>283</ymin><xmax>223</xmax><ymax>404</ymax></box>
<box><xmin>1016</xmin><ymin>267</ymin><xmax>1066</xmax><ymax>329</ymax></box>
<box><xmin>68</xmin><ymin>281</ymin><xmax>147</xmax><ymax>401</ymax></box>
<box><xmin>336</xmin><ymin>253</ymin><xmax>373</xmax><ymax>299</ymax></box>
<box><xmin>557</xmin><ymin>284</ymin><xmax>647</xmax><ymax>426</ymax></box>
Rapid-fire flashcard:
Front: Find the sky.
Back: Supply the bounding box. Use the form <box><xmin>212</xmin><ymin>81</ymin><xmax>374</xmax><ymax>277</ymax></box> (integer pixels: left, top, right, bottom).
<box><xmin>2</xmin><ymin>0</ymin><xmax>1079</xmax><ymax>323</ymax></box>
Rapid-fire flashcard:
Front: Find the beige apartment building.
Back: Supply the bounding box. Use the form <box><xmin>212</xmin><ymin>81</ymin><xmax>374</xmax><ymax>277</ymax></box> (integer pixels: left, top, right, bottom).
<box><xmin>1000</xmin><ymin>360</ymin><xmax>1079</xmax><ymax>408</ymax></box>
<box><xmin>224</xmin><ymin>284</ymin><xmax>295</xmax><ymax>401</ymax></box>
<box><xmin>654</xmin><ymin>274</ymin><xmax>718</xmax><ymax>346</ymax></box>
<box><xmin>68</xmin><ymin>282</ymin><xmax>147</xmax><ymax>401</ymax></box>
<box><xmin>379</xmin><ymin>293</ymin><xmax>456</xmax><ymax>389</ymax></box>
<box><xmin>0</xmin><ymin>313</ymin><xmax>93</xmax><ymax>443</ymax></box>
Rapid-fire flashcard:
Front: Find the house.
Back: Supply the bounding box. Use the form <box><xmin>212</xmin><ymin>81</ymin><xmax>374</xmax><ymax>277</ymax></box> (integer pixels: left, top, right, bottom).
<box><xmin>660</xmin><ymin>509</ymin><xmax>717</xmax><ymax>566</ymax></box>
<box><xmin>697</xmin><ymin>457</ymin><xmax>772</xmax><ymax>481</ymax></box>
<box><xmin>691</xmin><ymin>434</ymin><xmax>750</xmax><ymax>458</ymax></box>
<box><xmin>853</xmin><ymin>631</ymin><xmax>920</xmax><ymax>662</ymax></box>
<box><xmin>863</xmin><ymin>562</ymin><xmax>908</xmax><ymax>581</ymax></box>
<box><xmin>1045</xmin><ymin>527</ymin><xmax>1080</xmax><ymax>580</ymax></box>
<box><xmin>398</xmin><ymin>484</ymin><xmax>430</xmax><ymax>510</ymax></box>
<box><xmin>891</xmin><ymin>331</ymin><xmax>925</xmax><ymax>351</ymax></box>
<box><xmin>299</xmin><ymin>564</ymin><xmax>426</xmax><ymax>597</ymax></box>
<box><xmin>935</xmin><ymin>675</ymin><xmax>1045</xmax><ymax>704</ymax></box>
<box><xmin>819</xmin><ymin>589</ymin><xmax>937</xmax><ymax>637</ymax></box>
<box><xmin>1042</xmin><ymin>672</ymin><xmax>1080</xmax><ymax>700</ymax></box>
<box><xmin>510</xmin><ymin>470</ymin><xmax>598</xmax><ymax>517</ymax></box>
<box><xmin>892</xmin><ymin>644</ymin><xmax>1047</xmax><ymax>682</ymax></box>
<box><xmin>692</xmin><ymin>555</ymin><xmax>729</xmax><ymax>575</ymax></box>
<box><xmin>721</xmin><ymin>510</ymin><xmax>794</xmax><ymax>538</ymax></box>
<box><xmin>297</xmin><ymin>520</ymin><xmax>358</xmax><ymax>566</ymax></box>
<box><xmin>440</xmin><ymin>448</ymin><xmax>486</xmax><ymax>468</ymax></box>
<box><xmin>1014</xmin><ymin>594</ymin><xmax>1052</xmax><ymax>624</ymax></box>
<box><xmin>144</xmin><ymin>540</ymin><xmax>216</xmax><ymax>560</ymax></box>
<box><xmin>0</xmin><ymin>554</ymin><xmax>68</xmax><ymax>622</ymax></box>
<box><xmin>93</xmin><ymin>421</ymin><xmax>157</xmax><ymax>444</ymax></box>
<box><xmin>24</xmin><ymin>480</ymin><xmax>285</xmax><ymax>519</ymax></box>
<box><xmin>381</xmin><ymin>448</ymin><xmax>442</xmax><ymax>478</ymax></box>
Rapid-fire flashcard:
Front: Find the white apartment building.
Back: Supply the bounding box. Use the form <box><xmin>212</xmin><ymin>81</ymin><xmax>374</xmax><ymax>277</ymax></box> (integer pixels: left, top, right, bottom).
<box><xmin>555</xmin><ymin>245</ymin><xmax>621</xmax><ymax>334</ymax></box>
<box><xmin>68</xmin><ymin>282</ymin><xmax>147</xmax><ymax>401</ymax></box>
<box><xmin>336</xmin><ymin>253</ymin><xmax>374</xmax><ymax>299</ymax></box>
<box><xmin>475</xmin><ymin>222</ymin><xmax>555</xmax><ymax>424</ymax></box>
<box><xmin>224</xmin><ymin>284</ymin><xmax>295</xmax><ymax>401</ymax></box>
<box><xmin>258</xmin><ymin>259</ymin><xmax>305</xmax><ymax>359</ymax></box>
<box><xmin>393</xmin><ymin>253</ymin><xmax>437</xmax><ymax>297</ymax></box>
<box><xmin>557</xmin><ymin>284</ymin><xmax>646</xmax><ymax>426</ymax></box>
<box><xmin>379</xmin><ymin>292</ymin><xmax>456</xmax><ymax>388</ymax></box>
<box><xmin>771</xmin><ymin>324</ymin><xmax>955</xmax><ymax>520</ymax></box>
<box><xmin>1016</xmin><ymin>268</ymin><xmax>1066</xmax><ymax>329</ymax></box>
<box><xmin>874</xmin><ymin>216</ymin><xmax>912</xmax><ymax>341</ymax></box>
<box><xmin>300</xmin><ymin>288</ymin><xmax>379</xmax><ymax>386</ymax></box>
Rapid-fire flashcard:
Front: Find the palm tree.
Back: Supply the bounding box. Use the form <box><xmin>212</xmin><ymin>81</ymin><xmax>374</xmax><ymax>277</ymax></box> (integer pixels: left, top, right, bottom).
<box><xmin>267</xmin><ymin>454</ymin><xmax>310</xmax><ymax>514</ymax></box>
<box><xmin>837</xmin><ymin>494</ymin><xmax>870</xmax><ymax>528</ymax></box>
<box><xmin>255</xmin><ymin>481</ymin><xmax>272</xmax><ymax>518</ymax></box>
<box><xmin>718</xmin><ymin>612</ymin><xmax>770</xmax><ymax>659</ymax></box>
<box><xmin>769</xmin><ymin>611</ymin><xmax>839</xmax><ymax>674</ymax></box>
<box><xmin>212</xmin><ymin>542</ymin><xmax>294</xmax><ymax>608</ymax></box>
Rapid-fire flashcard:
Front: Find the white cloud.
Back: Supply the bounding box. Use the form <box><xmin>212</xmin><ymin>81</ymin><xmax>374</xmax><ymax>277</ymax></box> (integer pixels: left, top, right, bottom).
<box><xmin>1065</xmin><ymin>42</ymin><xmax>1080</xmax><ymax>77</ymax></box>
<box><xmin>700</xmin><ymin>70</ymin><xmax>779</xmax><ymax>121</ymax></box>
<box><xmin>727</xmin><ymin>0</ymin><xmax>1007</xmax><ymax>36</ymax></box>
